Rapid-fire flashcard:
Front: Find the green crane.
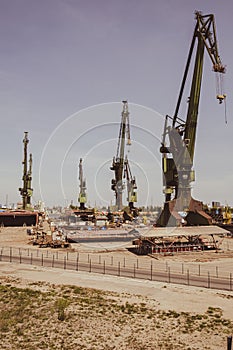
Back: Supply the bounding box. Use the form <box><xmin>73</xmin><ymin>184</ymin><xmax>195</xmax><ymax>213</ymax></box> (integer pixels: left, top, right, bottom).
<box><xmin>157</xmin><ymin>11</ymin><xmax>226</xmax><ymax>227</ymax></box>
<box><xmin>19</xmin><ymin>132</ymin><xmax>33</xmax><ymax>210</ymax></box>
<box><xmin>78</xmin><ymin>158</ymin><xmax>87</xmax><ymax>210</ymax></box>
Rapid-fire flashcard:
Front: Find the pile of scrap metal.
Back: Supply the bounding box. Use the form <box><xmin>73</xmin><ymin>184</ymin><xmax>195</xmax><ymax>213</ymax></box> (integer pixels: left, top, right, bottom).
<box><xmin>28</xmin><ymin>228</ymin><xmax>70</xmax><ymax>248</ymax></box>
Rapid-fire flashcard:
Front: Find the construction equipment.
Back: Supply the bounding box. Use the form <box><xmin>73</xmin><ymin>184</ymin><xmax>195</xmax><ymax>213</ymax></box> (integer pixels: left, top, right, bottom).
<box><xmin>156</xmin><ymin>11</ymin><xmax>226</xmax><ymax>227</ymax></box>
<box><xmin>78</xmin><ymin>158</ymin><xmax>87</xmax><ymax>210</ymax></box>
<box><xmin>30</xmin><ymin>229</ymin><xmax>70</xmax><ymax>248</ymax></box>
<box><xmin>73</xmin><ymin>158</ymin><xmax>95</xmax><ymax>221</ymax></box>
<box><xmin>110</xmin><ymin>101</ymin><xmax>139</xmax><ymax>221</ymax></box>
<box><xmin>111</xmin><ymin>100</ymin><xmax>131</xmax><ymax>210</ymax></box>
<box><xmin>19</xmin><ymin>132</ymin><xmax>33</xmax><ymax>210</ymax></box>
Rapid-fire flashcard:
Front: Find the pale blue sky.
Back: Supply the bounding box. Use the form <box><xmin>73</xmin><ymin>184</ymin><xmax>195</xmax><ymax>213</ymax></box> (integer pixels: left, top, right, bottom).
<box><xmin>0</xmin><ymin>0</ymin><xmax>232</xmax><ymax>207</ymax></box>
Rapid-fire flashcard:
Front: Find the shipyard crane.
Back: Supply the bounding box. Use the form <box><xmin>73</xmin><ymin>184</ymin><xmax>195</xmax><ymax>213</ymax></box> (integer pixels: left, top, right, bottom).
<box><xmin>156</xmin><ymin>11</ymin><xmax>226</xmax><ymax>227</ymax></box>
<box><xmin>19</xmin><ymin>132</ymin><xmax>33</xmax><ymax>210</ymax></box>
<box><xmin>110</xmin><ymin>100</ymin><xmax>131</xmax><ymax>210</ymax></box>
<box><xmin>73</xmin><ymin>158</ymin><xmax>95</xmax><ymax>221</ymax></box>
<box><xmin>78</xmin><ymin>158</ymin><xmax>87</xmax><ymax>210</ymax></box>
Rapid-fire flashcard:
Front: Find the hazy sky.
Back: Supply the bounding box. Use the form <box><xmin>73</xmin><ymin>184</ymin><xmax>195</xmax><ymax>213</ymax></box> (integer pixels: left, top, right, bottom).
<box><xmin>1</xmin><ymin>0</ymin><xmax>233</xmax><ymax>208</ymax></box>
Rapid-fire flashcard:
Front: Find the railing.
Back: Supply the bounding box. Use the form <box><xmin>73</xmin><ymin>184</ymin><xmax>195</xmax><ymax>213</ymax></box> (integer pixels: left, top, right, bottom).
<box><xmin>0</xmin><ymin>246</ymin><xmax>232</xmax><ymax>291</ymax></box>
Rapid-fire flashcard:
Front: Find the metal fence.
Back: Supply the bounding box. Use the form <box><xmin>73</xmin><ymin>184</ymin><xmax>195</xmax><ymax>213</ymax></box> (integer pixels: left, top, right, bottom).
<box><xmin>0</xmin><ymin>246</ymin><xmax>232</xmax><ymax>291</ymax></box>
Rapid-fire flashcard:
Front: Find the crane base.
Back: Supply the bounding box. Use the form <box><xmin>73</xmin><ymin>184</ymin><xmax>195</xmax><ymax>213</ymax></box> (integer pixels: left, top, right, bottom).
<box><xmin>156</xmin><ymin>197</ymin><xmax>212</xmax><ymax>227</ymax></box>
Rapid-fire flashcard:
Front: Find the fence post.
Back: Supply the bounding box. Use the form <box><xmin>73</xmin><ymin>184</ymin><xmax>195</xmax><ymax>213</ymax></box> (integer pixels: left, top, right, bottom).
<box><xmin>30</xmin><ymin>253</ymin><xmax>33</xmax><ymax>265</ymax></box>
<box><xmin>134</xmin><ymin>264</ymin><xmax>136</xmax><ymax>278</ymax></box>
<box><xmin>0</xmin><ymin>248</ymin><xmax>2</xmax><ymax>262</ymax></box>
<box><xmin>103</xmin><ymin>260</ymin><xmax>105</xmax><ymax>274</ymax></box>
<box><xmin>187</xmin><ymin>269</ymin><xmax>189</xmax><ymax>286</ymax></box>
<box><xmin>10</xmin><ymin>247</ymin><xmax>12</xmax><ymax>262</ymax></box>
<box><xmin>118</xmin><ymin>262</ymin><xmax>120</xmax><ymax>276</ymax></box>
<box><xmin>216</xmin><ymin>266</ymin><xmax>218</xmax><ymax>278</ymax></box>
<box><xmin>136</xmin><ymin>259</ymin><xmax>139</xmax><ymax>269</ymax></box>
<box><xmin>89</xmin><ymin>259</ymin><xmax>92</xmax><ymax>273</ymax></box>
<box><xmin>227</xmin><ymin>336</ymin><xmax>232</xmax><ymax>350</ymax></box>
<box><xmin>99</xmin><ymin>255</ymin><xmax>101</xmax><ymax>264</ymax></box>
<box><xmin>52</xmin><ymin>254</ymin><xmax>54</xmax><ymax>267</ymax></box>
<box><xmin>168</xmin><ymin>266</ymin><xmax>171</xmax><ymax>283</ymax></box>
<box><xmin>76</xmin><ymin>254</ymin><xmax>79</xmax><ymax>271</ymax></box>
<box><xmin>111</xmin><ymin>256</ymin><xmax>113</xmax><ymax>266</ymax></box>
<box><xmin>64</xmin><ymin>256</ymin><xmax>66</xmax><ymax>270</ymax></box>
<box><xmin>208</xmin><ymin>272</ymin><xmax>210</xmax><ymax>288</ymax></box>
<box><xmin>67</xmin><ymin>251</ymin><xmax>69</xmax><ymax>260</ymax></box>
<box><xmin>19</xmin><ymin>252</ymin><xmax>22</xmax><ymax>264</ymax></box>
<box><xmin>41</xmin><ymin>254</ymin><xmax>43</xmax><ymax>266</ymax></box>
<box><xmin>230</xmin><ymin>273</ymin><xmax>232</xmax><ymax>291</ymax></box>
<box><xmin>123</xmin><ymin>257</ymin><xmax>125</xmax><ymax>268</ymax></box>
<box><xmin>182</xmin><ymin>263</ymin><xmax>184</xmax><ymax>274</ymax></box>
<box><xmin>150</xmin><ymin>261</ymin><xmax>153</xmax><ymax>281</ymax></box>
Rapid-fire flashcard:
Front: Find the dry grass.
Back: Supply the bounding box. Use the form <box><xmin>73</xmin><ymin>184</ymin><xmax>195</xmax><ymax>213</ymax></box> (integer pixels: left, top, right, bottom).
<box><xmin>0</xmin><ymin>277</ymin><xmax>232</xmax><ymax>350</ymax></box>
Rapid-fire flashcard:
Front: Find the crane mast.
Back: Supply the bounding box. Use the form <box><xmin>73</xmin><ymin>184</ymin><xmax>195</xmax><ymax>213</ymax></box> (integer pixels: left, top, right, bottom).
<box><xmin>78</xmin><ymin>158</ymin><xmax>87</xmax><ymax>210</ymax></box>
<box><xmin>157</xmin><ymin>11</ymin><xmax>226</xmax><ymax>227</ymax></box>
<box><xmin>111</xmin><ymin>100</ymin><xmax>131</xmax><ymax>210</ymax></box>
<box><xmin>19</xmin><ymin>132</ymin><xmax>33</xmax><ymax>210</ymax></box>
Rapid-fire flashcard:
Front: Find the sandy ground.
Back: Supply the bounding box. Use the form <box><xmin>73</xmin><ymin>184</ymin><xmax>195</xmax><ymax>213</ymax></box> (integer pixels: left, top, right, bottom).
<box><xmin>0</xmin><ymin>225</ymin><xmax>233</xmax><ymax>349</ymax></box>
<box><xmin>0</xmin><ymin>262</ymin><xmax>233</xmax><ymax>319</ymax></box>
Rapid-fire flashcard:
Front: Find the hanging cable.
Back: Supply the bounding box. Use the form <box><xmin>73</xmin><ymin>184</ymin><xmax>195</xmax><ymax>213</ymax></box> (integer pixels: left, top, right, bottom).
<box><xmin>224</xmin><ymin>98</ymin><xmax>227</xmax><ymax>124</ymax></box>
<box><xmin>215</xmin><ymin>72</ymin><xmax>227</xmax><ymax>123</ymax></box>
<box><xmin>216</xmin><ymin>71</ymin><xmax>226</xmax><ymax>104</ymax></box>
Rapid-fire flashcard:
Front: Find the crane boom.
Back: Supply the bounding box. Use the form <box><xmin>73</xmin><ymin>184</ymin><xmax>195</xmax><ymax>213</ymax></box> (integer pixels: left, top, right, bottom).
<box><xmin>157</xmin><ymin>11</ymin><xmax>226</xmax><ymax>227</ymax></box>
<box><xmin>173</xmin><ymin>12</ymin><xmax>225</xmax><ymax>161</ymax></box>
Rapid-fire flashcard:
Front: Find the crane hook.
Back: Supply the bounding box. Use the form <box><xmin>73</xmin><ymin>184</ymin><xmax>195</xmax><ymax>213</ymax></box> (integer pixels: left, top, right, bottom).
<box><xmin>216</xmin><ymin>94</ymin><xmax>226</xmax><ymax>104</ymax></box>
